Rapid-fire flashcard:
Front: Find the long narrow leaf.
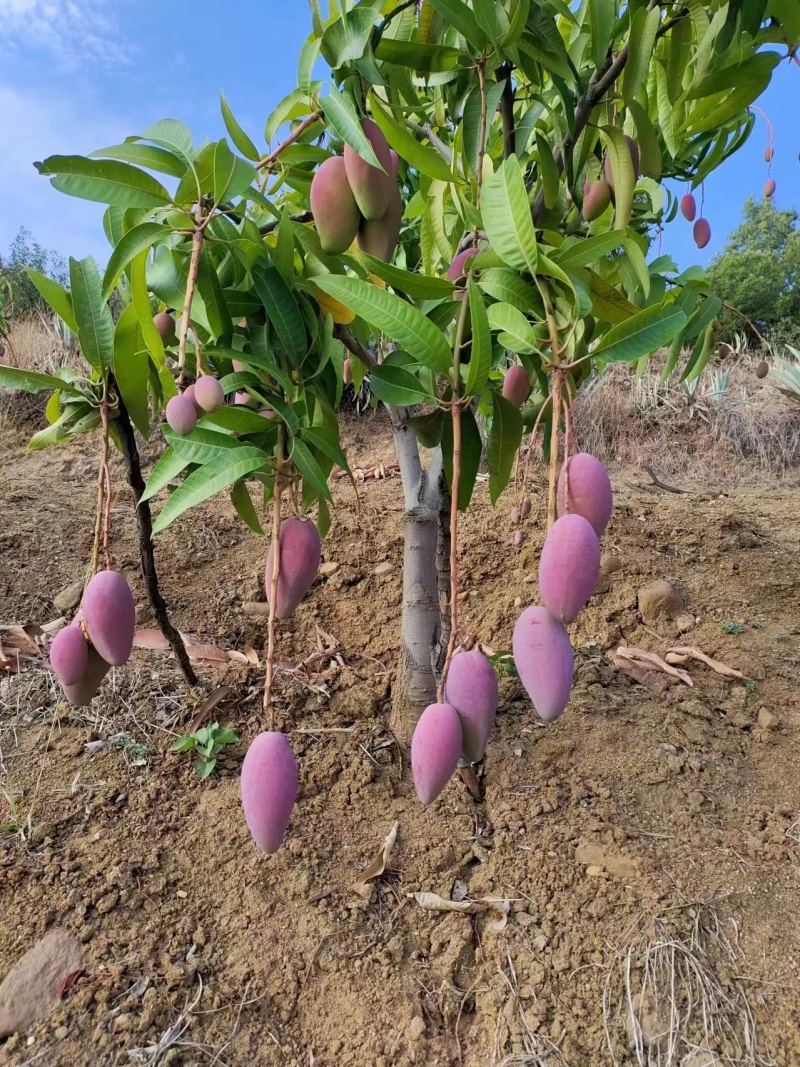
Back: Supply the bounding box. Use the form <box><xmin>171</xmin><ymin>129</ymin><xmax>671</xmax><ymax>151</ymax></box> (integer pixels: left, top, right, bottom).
<box><xmin>152</xmin><ymin>446</ymin><xmax>268</xmax><ymax>534</ymax></box>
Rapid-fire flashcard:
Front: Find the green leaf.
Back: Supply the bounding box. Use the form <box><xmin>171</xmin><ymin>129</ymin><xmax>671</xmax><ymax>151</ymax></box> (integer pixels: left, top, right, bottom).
<box><xmin>253</xmin><ymin>265</ymin><xmax>307</xmax><ymax>365</ymax></box>
<box><xmin>580</xmin><ymin>268</ymin><xmax>640</xmax><ymax>324</ymax></box>
<box><xmin>69</xmin><ymin>257</ymin><xmax>114</xmax><ymax>372</ymax></box>
<box><xmin>478</xmin><ymin>269</ymin><xmax>543</xmax><ymax>315</ymax></box>
<box><xmin>626</xmin><ymin>100</ymin><xmax>662</xmax><ymax>179</ymax></box>
<box><xmin>369</xmin><ymin>94</ymin><xmax>454</xmax><ymax>183</ymax></box>
<box><xmin>359</xmin><ymin>254</ymin><xmax>454</xmax><ymax>300</ymax></box>
<box><xmin>0</xmin><ymin>366</ymin><xmax>80</xmax><ymax>395</ymax></box>
<box><xmin>312</xmin><ymin>276</ymin><xmax>452</xmax><ymax>374</ymax></box>
<box><xmin>442</xmin><ymin>405</ymin><xmax>482</xmax><ymax>511</ymax></box>
<box><xmin>102</xmin><ymin>222</ymin><xmax>171</xmax><ymax>301</ymax></box>
<box><xmin>599</xmin><ymin>126</ymin><xmax>635</xmax><ymax>230</ymax></box>
<box><xmin>91</xmin><ymin>142</ymin><xmax>187</xmax><ymax>178</ymax></box>
<box><xmin>375</xmin><ymin>39</ymin><xmax>462</xmax><ymax>72</ymax></box>
<box><xmin>594</xmin><ymin>304</ymin><xmax>688</xmax><ymax>363</ymax></box>
<box><xmin>220</xmin><ymin>94</ymin><xmax>260</xmax><ymax>162</ymax></box>
<box><xmin>624</xmin><ymin>6</ymin><xmax>660</xmax><ymax>104</ymax></box>
<box><xmin>487</xmin><ymin>303</ymin><xmax>538</xmax><ymax>354</ymax></box>
<box><xmin>463</xmin><ymin>80</ymin><xmax>506</xmax><ymax>177</ymax></box>
<box><xmin>588</xmin><ymin>0</ymin><xmax>615</xmax><ymax>70</ymax></box>
<box><xmin>481</xmin><ymin>156</ymin><xmax>538</xmax><ymax>276</ymax></box>
<box><xmin>535</xmin><ymin>133</ymin><xmax>560</xmax><ymax>210</ymax></box>
<box><xmin>152</xmin><ymin>445</ymin><xmax>269</xmax><ymax>534</ymax></box>
<box><xmin>554</xmin><ymin>231</ymin><xmax>627</xmax><ymax>270</ymax></box>
<box><xmin>422</xmin><ymin>0</ymin><xmax>486</xmax><ymax>47</ymax></box>
<box><xmin>320</xmin><ymin>6</ymin><xmax>376</xmax><ymax>66</ymax></box>
<box><xmin>654</xmin><ymin>62</ymin><xmax>678</xmax><ymax>158</ymax></box>
<box><xmin>35</xmin><ymin>155</ymin><xmax>171</xmax><ymax>208</ymax></box>
<box><xmin>196</xmin><ymin>248</ymin><xmax>231</xmax><ymax>341</ymax></box>
<box><xmin>301</xmin><ymin>426</ymin><xmax>351</xmax><ymax>476</ymax></box>
<box><xmin>24</xmin><ymin>269</ymin><xmax>78</xmax><ymax>333</ymax></box>
<box><xmin>207</xmin><ymin>400</ymin><xmax>299</xmax><ymax>435</ymax></box>
<box><xmin>290</xmin><ymin>437</ymin><xmax>332</xmax><ymax>502</ymax></box>
<box><xmin>369</xmin><ymin>363</ymin><xmax>433</xmax><ymax>407</ymax></box>
<box><xmin>488</xmin><ymin>393</ymin><xmax>523</xmax><ymax>505</ymax></box>
<box><xmin>195</xmin><ymin>759</ymin><xmax>216</xmax><ymax>779</ymax></box>
<box><xmin>141</xmin><ymin>447</ymin><xmax>191</xmax><ymax>503</ymax></box>
<box><xmin>407</xmin><ymin>409</ymin><xmax>445</xmax><ymax>448</ymax></box>
<box><xmin>464</xmin><ymin>277</ymin><xmax>490</xmax><ymax>397</ymax></box>
<box><xmin>113</xmin><ymin>304</ymin><xmax>150</xmax><ymax>437</ymax></box>
<box><xmin>320</xmin><ymin>87</ymin><xmax>384</xmax><ymax>171</ymax></box>
<box><xmin>140</xmin><ymin>119</ymin><xmax>195</xmax><ymax>169</ymax></box>
<box><xmin>230</xmin><ymin>480</ymin><xmax>264</xmax><ymax>534</ymax></box>
<box><xmin>171</xmin><ymin>735</ymin><xmax>196</xmax><ymax>752</ymax></box>
<box><xmin>163</xmin><ymin>426</ymin><xmax>240</xmax><ymax>464</ymax></box>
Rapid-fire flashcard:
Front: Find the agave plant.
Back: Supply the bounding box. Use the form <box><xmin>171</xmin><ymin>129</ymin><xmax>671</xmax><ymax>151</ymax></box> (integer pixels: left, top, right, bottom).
<box><xmin>771</xmin><ymin>348</ymin><xmax>800</xmax><ymax>403</ymax></box>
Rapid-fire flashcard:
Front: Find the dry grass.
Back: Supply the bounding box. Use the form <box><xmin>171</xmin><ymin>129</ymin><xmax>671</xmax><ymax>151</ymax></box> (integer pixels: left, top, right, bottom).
<box><xmin>571</xmin><ymin>351</ymin><xmax>800</xmax><ymax>485</ymax></box>
<box><xmin>0</xmin><ymin>316</ymin><xmax>83</xmax><ymax>437</ymax></box>
<box><xmin>602</xmin><ymin>898</ymin><xmax>774</xmax><ymax>1067</ymax></box>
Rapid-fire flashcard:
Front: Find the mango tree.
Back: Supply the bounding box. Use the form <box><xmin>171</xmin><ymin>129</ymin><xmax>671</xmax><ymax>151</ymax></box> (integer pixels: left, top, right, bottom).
<box><xmin>1</xmin><ymin>1</ymin><xmax>796</xmax><ymax>780</ymax></box>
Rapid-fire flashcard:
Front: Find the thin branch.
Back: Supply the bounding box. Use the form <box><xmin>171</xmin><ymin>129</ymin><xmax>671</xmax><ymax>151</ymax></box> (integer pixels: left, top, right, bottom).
<box><xmin>437</xmin><ymin>291</ymin><xmax>471</xmax><ymax>704</ymax></box>
<box><xmin>257</xmin><ymin>113</ymin><xmax>323</xmax><ymax>171</ymax></box>
<box><xmin>499</xmin><ymin>63</ymin><xmax>516</xmax><ymax>160</ymax></box>
<box><xmin>177</xmin><ymin>219</ymin><xmax>204</xmax><ymax>387</ymax></box>
<box><xmin>405</xmin><ymin>119</ymin><xmax>455</xmax><ymax>167</ymax></box>
<box><xmin>372</xmin><ymin>0</ymin><xmax>417</xmax><ymax>49</ymax></box>
<box><xmin>100</xmin><ymin>399</ymin><xmax>113</xmax><ymax>571</ymax></box>
<box><xmin>333</xmin><ymin>324</ymin><xmax>377</xmax><ymax>369</ymax></box>
<box><xmin>263</xmin><ymin>425</ymin><xmax>285</xmax><ymax>727</ymax></box>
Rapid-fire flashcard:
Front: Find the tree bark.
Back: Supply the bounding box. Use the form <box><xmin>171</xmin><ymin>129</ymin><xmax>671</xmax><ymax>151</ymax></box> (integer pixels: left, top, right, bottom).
<box><xmin>114</xmin><ymin>393</ymin><xmax>198</xmax><ymax>686</ymax></box>
<box><xmin>389</xmin><ymin>422</ymin><xmax>444</xmax><ymax>746</ymax></box>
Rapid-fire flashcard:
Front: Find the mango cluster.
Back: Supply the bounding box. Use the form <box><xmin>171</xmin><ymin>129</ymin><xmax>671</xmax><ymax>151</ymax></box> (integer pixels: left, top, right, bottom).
<box><xmin>49</xmin><ymin>570</ymin><xmax>136</xmax><ymax>705</ymax></box>
<box><xmin>310</xmin><ymin>121</ymin><xmax>402</xmax><ymax>262</ymax></box>
<box><xmin>166</xmin><ymin>374</ymin><xmax>225</xmax><ymax>436</ymax></box>
<box><xmin>513</xmin><ymin>454</ymin><xmax>613</xmax><ymax>722</ymax></box>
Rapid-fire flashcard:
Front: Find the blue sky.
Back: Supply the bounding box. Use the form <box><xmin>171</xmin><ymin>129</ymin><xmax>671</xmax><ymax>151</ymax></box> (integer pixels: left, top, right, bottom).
<box><xmin>0</xmin><ymin>1</ymin><xmax>797</xmax><ymax>274</ymax></box>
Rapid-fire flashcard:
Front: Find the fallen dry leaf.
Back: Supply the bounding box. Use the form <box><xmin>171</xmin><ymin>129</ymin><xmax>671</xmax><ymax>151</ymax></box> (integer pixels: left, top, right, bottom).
<box><xmin>665</xmin><ymin>646</ymin><xmax>745</xmax><ymax>679</ymax></box>
<box><xmin>243</xmin><ymin>644</ymin><xmax>259</xmax><ymax>665</ymax></box>
<box><xmin>185</xmin><ymin>643</ymin><xmax>229</xmax><ymax>664</ymax></box>
<box><xmin>189</xmin><ymin>685</ymin><xmax>237</xmax><ymax>734</ymax></box>
<box><xmin>614</xmin><ymin>646</ymin><xmax>693</xmax><ymax>686</ymax></box>
<box><xmin>132</xmin><ymin>629</ymin><xmax>170</xmax><ymax>651</ymax></box>
<box><xmin>226</xmin><ymin>650</ymin><xmax>250</xmax><ymax>665</ymax></box>
<box><xmin>411</xmin><ymin>892</ymin><xmax>509</xmax><ymax>934</ymax></box>
<box><xmin>612</xmin><ymin>656</ymin><xmax>670</xmax><ymax>695</ymax></box>
<box><xmin>358</xmin><ymin>822</ymin><xmax>399</xmax><ymax>885</ymax></box>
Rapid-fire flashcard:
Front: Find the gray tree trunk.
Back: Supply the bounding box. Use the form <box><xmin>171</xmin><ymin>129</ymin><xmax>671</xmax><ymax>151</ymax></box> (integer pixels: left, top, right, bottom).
<box><xmin>389</xmin><ymin>420</ymin><xmax>446</xmax><ymax>746</ymax></box>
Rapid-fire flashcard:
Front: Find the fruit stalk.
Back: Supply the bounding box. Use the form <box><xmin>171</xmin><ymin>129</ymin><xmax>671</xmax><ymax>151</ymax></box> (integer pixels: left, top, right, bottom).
<box><xmin>90</xmin><ymin>382</ymin><xmax>112</xmax><ymax>576</ymax></box>
<box><xmin>540</xmin><ymin>282</ymin><xmax>563</xmax><ymax>528</ymax></box>
<box><xmin>437</xmin><ymin>289</ymin><xmax>471</xmax><ymax>703</ymax></box>
<box><xmin>257</xmin><ymin>112</ymin><xmax>323</xmax><ymax>172</ymax></box>
<box><xmin>176</xmin><ymin>216</ymin><xmax>205</xmax><ymax>386</ymax></box>
<box><xmin>263</xmin><ymin>424</ymin><xmax>285</xmax><ymax>726</ymax></box>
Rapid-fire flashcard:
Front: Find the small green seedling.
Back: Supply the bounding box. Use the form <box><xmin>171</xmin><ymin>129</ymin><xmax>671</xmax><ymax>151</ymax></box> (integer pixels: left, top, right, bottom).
<box><xmin>487</xmin><ymin>650</ymin><xmax>518</xmax><ymax>679</ymax></box>
<box><xmin>172</xmin><ymin>723</ymin><xmax>239</xmax><ymax>779</ymax></box>
<box><xmin>722</xmin><ymin>622</ymin><xmax>745</xmax><ymax>635</ymax></box>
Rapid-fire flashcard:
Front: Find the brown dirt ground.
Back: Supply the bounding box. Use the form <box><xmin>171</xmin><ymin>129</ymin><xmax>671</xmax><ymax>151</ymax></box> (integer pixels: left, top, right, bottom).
<box><xmin>1</xmin><ymin>409</ymin><xmax>799</xmax><ymax>1067</ymax></box>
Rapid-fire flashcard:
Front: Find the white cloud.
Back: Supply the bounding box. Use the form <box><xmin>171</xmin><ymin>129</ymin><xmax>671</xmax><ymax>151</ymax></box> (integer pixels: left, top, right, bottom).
<box><xmin>0</xmin><ymin>0</ymin><xmax>133</xmax><ymax>70</ymax></box>
<box><xmin>0</xmin><ymin>82</ymin><xmax>133</xmax><ymax>264</ymax></box>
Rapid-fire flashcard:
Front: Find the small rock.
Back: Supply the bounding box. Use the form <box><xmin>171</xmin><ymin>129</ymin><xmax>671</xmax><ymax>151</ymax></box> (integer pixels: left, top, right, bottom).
<box><xmin>318</xmin><ymin>562</ymin><xmax>340</xmax><ymax>578</ymax></box>
<box><xmin>373</xmin><ymin>563</ymin><xmax>393</xmax><ymax>577</ymax></box>
<box><xmin>575</xmin><ymin>842</ymin><xmax>639</xmax><ymax>878</ymax></box>
<box><xmin>513</xmin><ymin>596</ymin><xmax>522</xmax><ymax>608</ymax></box>
<box><xmin>54</xmin><ymin>1026</ymin><xmax>68</xmax><ymax>1040</ymax></box>
<box><xmin>596</xmin><ymin>553</ymin><xmax>622</xmax><ymax>593</ymax></box>
<box><xmin>407</xmin><ymin>1016</ymin><xmax>426</xmax><ymax>1041</ymax></box>
<box><xmin>242</xmin><ymin>602</ymin><xmax>270</xmax><ymax>617</ymax></box>
<box><xmin>53</xmin><ymin>582</ymin><xmax>83</xmax><ymax>611</ymax></box>
<box><xmin>0</xmin><ymin>931</ymin><xmax>85</xmax><ymax>1037</ymax></box>
<box><xmin>757</xmin><ymin>707</ymin><xmax>777</xmax><ymax>730</ymax></box>
<box><xmin>586</xmin><ymin>865</ymin><xmax>605</xmax><ymax>877</ymax></box>
<box><xmin>637</xmin><ymin>579</ymin><xmax>684</xmax><ymax>622</ymax></box>
<box><xmin>675</xmin><ymin>613</ymin><xmax>695</xmax><ymax>633</ymax></box>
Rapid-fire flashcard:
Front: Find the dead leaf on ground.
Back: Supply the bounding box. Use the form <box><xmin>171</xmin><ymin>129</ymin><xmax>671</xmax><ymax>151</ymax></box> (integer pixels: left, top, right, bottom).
<box><xmin>132</xmin><ymin>629</ymin><xmax>170</xmax><ymax>651</ymax></box>
<box><xmin>188</xmin><ymin>686</ymin><xmax>238</xmax><ymax>734</ymax></box>
<box><xmin>665</xmin><ymin>646</ymin><xmax>745</xmax><ymax>679</ymax></box>
<box><xmin>243</xmin><ymin>644</ymin><xmax>259</xmax><ymax>665</ymax></box>
<box><xmin>612</xmin><ymin>657</ymin><xmax>670</xmax><ymax>695</ymax></box>
<box><xmin>185</xmin><ymin>643</ymin><xmax>230</xmax><ymax>665</ymax></box>
<box><xmin>0</xmin><ymin>624</ymin><xmax>44</xmax><ymax>656</ymax></box>
<box><xmin>358</xmin><ymin>822</ymin><xmax>399</xmax><ymax>885</ymax></box>
<box><xmin>614</xmin><ymin>646</ymin><xmax>693</xmax><ymax>686</ymax></box>
<box><xmin>411</xmin><ymin>892</ymin><xmax>510</xmax><ymax>933</ymax></box>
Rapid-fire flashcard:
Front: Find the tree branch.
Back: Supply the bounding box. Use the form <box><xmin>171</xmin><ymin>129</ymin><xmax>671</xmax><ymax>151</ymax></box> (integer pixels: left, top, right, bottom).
<box><xmin>405</xmin><ymin>119</ymin><xmax>456</xmax><ymax>168</ymax></box>
<box><xmin>499</xmin><ymin>63</ymin><xmax>516</xmax><ymax>159</ymax></box>
<box><xmin>257</xmin><ymin>112</ymin><xmax>323</xmax><ymax>171</ymax></box>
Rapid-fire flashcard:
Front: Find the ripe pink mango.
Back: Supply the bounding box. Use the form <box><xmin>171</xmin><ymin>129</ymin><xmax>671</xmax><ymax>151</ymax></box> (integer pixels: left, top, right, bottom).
<box><xmin>153</xmin><ymin>312</ymin><xmax>175</xmax><ymax>344</ymax></box>
<box><xmin>265</xmin><ymin>516</ymin><xmax>322</xmax><ymax>619</ymax></box>
<box><xmin>444</xmin><ymin>650</ymin><xmax>497</xmax><ymax>763</ymax></box>
<box><xmin>50</xmin><ymin>624</ymin><xmax>89</xmax><ymax>686</ymax></box>
<box><xmin>194</xmin><ymin>375</ymin><xmax>224</xmax><ymax>412</ymax></box>
<box><xmin>310</xmin><ymin>156</ymin><xmax>361</xmax><ymax>255</ymax></box>
<box><xmin>446</xmin><ymin>248</ymin><xmax>479</xmax><ymax>282</ymax></box>
<box><xmin>235</xmin><ymin>391</ymin><xmax>257</xmax><ymax>407</ymax></box>
<box><xmin>166</xmin><ymin>394</ymin><xmax>198</xmax><ymax>436</ymax></box>
<box><xmin>258</xmin><ymin>406</ymin><xmax>275</xmax><ymax>420</ymax></box>
<box><xmin>411</xmin><ymin>703</ymin><xmax>463</xmax><ymax>805</ymax></box>
<box><xmin>693</xmin><ymin>218</ymin><xmax>711</xmax><ymax>249</ymax></box>
<box><xmin>390</xmin><ymin>149</ymin><xmax>400</xmax><ymax>176</ymax></box>
<box><xmin>539</xmin><ymin>514</ymin><xmax>601</xmax><ymax>624</ymax></box>
<box><xmin>680</xmin><ymin>194</ymin><xmax>696</xmax><ymax>221</ymax></box>
<box><xmin>357</xmin><ymin>183</ymin><xmax>402</xmax><ymax>262</ymax></box>
<box><xmin>764</xmin><ymin>147</ymin><xmax>774</xmax><ymax>162</ymax></box>
<box><xmin>183</xmin><ymin>383</ymin><xmax>199</xmax><ymax>409</ymax></box>
<box><xmin>583</xmin><ymin>180</ymin><xmax>611</xmax><ymax>221</ymax></box>
<box><xmin>764</xmin><ymin>178</ymin><xmax>776</xmax><ymax>198</ymax></box>
<box><xmin>557</xmin><ymin>452</ymin><xmax>613</xmax><ymax>535</ymax></box>
<box><xmin>240</xmin><ymin>731</ymin><xmax>298</xmax><ymax>853</ymax></box>
<box><xmin>512</xmin><ymin>607</ymin><xmax>574</xmax><ymax>722</ymax></box>
<box><xmin>502</xmin><ymin>365</ymin><xmax>530</xmax><ymax>408</ymax></box>
<box><xmin>81</xmin><ymin>570</ymin><xmax>136</xmax><ymax>666</ymax></box>
<box><xmin>344</xmin><ymin>119</ymin><xmax>393</xmax><ymax>221</ymax></box>
<box><xmin>62</xmin><ymin>645</ymin><xmax>112</xmax><ymax>707</ymax></box>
